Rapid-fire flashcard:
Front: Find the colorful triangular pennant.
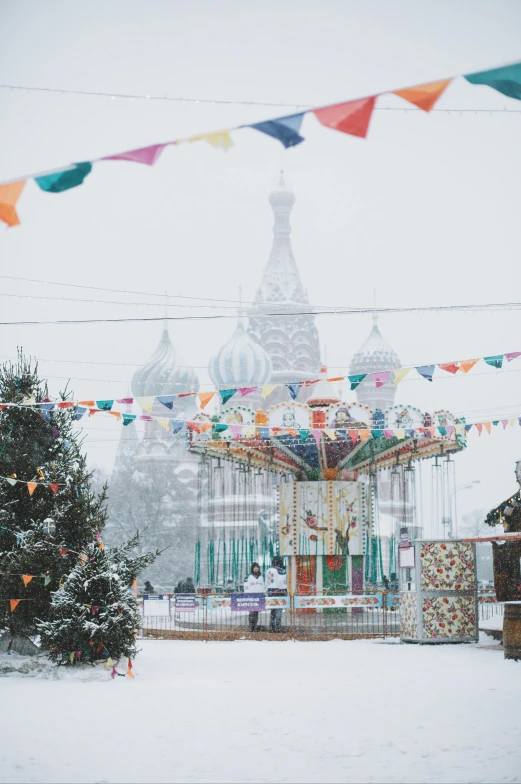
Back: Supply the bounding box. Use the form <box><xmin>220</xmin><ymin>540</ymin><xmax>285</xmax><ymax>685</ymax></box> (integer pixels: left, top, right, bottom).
<box><xmin>314</xmin><ymin>96</ymin><xmax>376</xmax><ymax>138</ymax></box>
<box><xmin>393</xmin><ymin>78</ymin><xmax>452</xmax><ymax>111</ymax></box>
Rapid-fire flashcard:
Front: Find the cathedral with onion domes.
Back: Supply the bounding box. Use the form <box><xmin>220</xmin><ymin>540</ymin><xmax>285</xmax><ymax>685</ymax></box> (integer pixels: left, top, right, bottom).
<box><xmin>106</xmin><ymin>175</ymin><xmax>405</xmax><ymax>590</ymax></box>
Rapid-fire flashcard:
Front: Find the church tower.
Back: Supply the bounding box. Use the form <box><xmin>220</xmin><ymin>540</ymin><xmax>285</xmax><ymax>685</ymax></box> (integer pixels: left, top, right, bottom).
<box><xmin>247</xmin><ymin>173</ymin><xmax>321</xmax><ymax>385</ymax></box>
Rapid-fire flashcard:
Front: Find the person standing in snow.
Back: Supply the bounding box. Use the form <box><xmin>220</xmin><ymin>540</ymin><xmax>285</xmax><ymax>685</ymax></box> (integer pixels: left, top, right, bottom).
<box><xmin>244</xmin><ymin>562</ymin><xmax>265</xmax><ymax>632</ymax></box>
<box><xmin>265</xmin><ymin>555</ymin><xmax>287</xmax><ymax>633</ymax></box>
<box><xmin>184</xmin><ymin>578</ymin><xmax>196</xmax><ymax>594</ymax></box>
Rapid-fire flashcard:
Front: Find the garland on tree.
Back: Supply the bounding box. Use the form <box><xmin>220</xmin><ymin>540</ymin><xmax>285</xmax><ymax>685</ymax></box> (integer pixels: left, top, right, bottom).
<box><xmin>38</xmin><ymin>533</ymin><xmax>158</xmax><ymax>666</ymax></box>
<box><xmin>0</xmin><ymin>352</ymin><xmax>108</xmax><ymax>644</ymax></box>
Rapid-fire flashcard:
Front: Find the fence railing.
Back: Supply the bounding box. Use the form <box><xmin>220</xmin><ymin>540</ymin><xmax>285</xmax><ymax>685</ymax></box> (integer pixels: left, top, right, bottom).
<box><xmin>139</xmin><ymin>592</ymin><xmax>401</xmax><ymax>641</ymax></box>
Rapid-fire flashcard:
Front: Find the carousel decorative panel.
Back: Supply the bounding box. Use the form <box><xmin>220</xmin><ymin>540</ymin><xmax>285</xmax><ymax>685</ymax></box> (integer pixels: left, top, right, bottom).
<box><xmin>278</xmin><ymin>481</ymin><xmax>362</xmax><ymax>557</ymax></box>
<box><xmin>421</xmin><ymin>595</ymin><xmax>477</xmax><ymax>640</ymax></box>
<box><xmin>420</xmin><ymin>541</ymin><xmax>476</xmax><ymax>591</ymax></box>
<box><xmin>400</xmin><ymin>592</ymin><xmax>418</xmax><ymax>640</ymax></box>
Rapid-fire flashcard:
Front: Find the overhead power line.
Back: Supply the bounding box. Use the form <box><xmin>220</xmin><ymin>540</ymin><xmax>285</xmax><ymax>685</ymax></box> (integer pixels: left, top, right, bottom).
<box><xmin>2</xmin><ymin>83</ymin><xmax>521</xmax><ymax>114</ymax></box>
<box><xmin>0</xmin><ymin>301</ymin><xmax>520</xmax><ymax>326</ymax></box>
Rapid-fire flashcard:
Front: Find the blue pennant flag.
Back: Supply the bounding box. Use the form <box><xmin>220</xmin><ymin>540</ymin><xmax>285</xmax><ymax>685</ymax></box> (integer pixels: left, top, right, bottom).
<box><xmin>416</xmin><ymin>365</ymin><xmax>435</xmax><ymax>382</ymax></box>
<box><xmin>39</xmin><ymin>402</ymin><xmax>55</xmax><ymax>422</ymax></box>
<box><xmin>258</xmin><ymin>427</ymin><xmax>269</xmax><ymax>440</ymax></box>
<box><xmin>171</xmin><ymin>420</ymin><xmax>185</xmax><ymax>435</ymax></box>
<box><xmin>250</xmin><ymin>113</ymin><xmax>305</xmax><ymax>148</ymax></box>
<box><xmin>286</xmin><ymin>383</ymin><xmax>301</xmax><ymax>400</ymax></box>
<box><xmin>405</xmin><ymin>429</ymin><xmax>415</xmax><ymax>438</ymax></box>
<box><xmin>157</xmin><ymin>395</ymin><xmax>175</xmax><ymax>409</ymax></box>
<box><xmin>73</xmin><ymin>406</ymin><xmax>87</xmax><ymax>421</ymax></box>
<box><xmin>122</xmin><ymin>414</ymin><xmax>136</xmax><ymax>426</ymax></box>
<box><xmin>465</xmin><ymin>424</ymin><xmax>473</xmax><ymax>433</ymax></box>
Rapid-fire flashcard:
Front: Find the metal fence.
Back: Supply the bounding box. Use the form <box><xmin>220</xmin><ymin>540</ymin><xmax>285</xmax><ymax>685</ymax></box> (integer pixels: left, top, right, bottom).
<box><xmin>139</xmin><ymin>592</ymin><xmax>401</xmax><ymax>641</ymax></box>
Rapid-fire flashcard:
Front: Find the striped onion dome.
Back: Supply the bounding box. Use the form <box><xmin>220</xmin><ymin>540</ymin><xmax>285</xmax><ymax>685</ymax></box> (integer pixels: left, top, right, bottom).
<box><xmin>209</xmin><ymin>322</ymin><xmax>272</xmax><ymax>388</ymax></box>
<box><xmin>349</xmin><ymin>316</ymin><xmax>401</xmax><ymax>375</ymax></box>
<box><xmin>131</xmin><ymin>329</ymin><xmax>200</xmax><ymax>397</ymax></box>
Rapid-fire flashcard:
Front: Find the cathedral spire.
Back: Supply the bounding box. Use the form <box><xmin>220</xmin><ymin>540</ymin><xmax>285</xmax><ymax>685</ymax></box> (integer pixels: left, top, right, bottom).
<box><xmin>247</xmin><ymin>176</ymin><xmax>321</xmax><ymax>384</ymax></box>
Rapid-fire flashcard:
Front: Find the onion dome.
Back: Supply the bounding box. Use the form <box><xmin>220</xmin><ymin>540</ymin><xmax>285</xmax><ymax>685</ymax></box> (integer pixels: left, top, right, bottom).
<box><xmin>349</xmin><ymin>316</ymin><xmax>401</xmax><ymax>375</ymax></box>
<box><xmin>307</xmin><ymin>365</ymin><xmax>341</xmax><ymax>408</ymax></box>
<box><xmin>131</xmin><ymin>329</ymin><xmax>200</xmax><ymax>397</ymax></box>
<box><xmin>209</xmin><ymin>322</ymin><xmax>272</xmax><ymax>388</ymax></box>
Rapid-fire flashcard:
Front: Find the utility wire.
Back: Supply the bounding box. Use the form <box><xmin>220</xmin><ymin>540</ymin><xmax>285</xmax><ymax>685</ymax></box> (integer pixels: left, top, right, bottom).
<box><xmin>0</xmin><ymin>301</ymin><xmax>520</xmax><ymax>326</ymax></box>
<box><xmin>2</xmin><ymin>83</ymin><xmax>521</xmax><ymax>114</ymax></box>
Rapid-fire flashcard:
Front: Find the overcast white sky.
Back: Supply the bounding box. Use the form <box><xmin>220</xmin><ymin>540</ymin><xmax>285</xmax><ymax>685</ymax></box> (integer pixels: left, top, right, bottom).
<box><xmin>0</xmin><ymin>0</ymin><xmax>520</xmax><ymax>522</ymax></box>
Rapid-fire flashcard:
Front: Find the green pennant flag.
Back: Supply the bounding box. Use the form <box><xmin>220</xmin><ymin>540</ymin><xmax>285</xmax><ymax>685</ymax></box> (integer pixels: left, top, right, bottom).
<box><xmin>299</xmin><ymin>429</ymin><xmax>309</xmax><ymax>442</ymax></box>
<box><xmin>484</xmin><ymin>355</ymin><xmax>503</xmax><ymax>369</ymax></box>
<box><xmin>219</xmin><ymin>389</ymin><xmax>236</xmax><ymax>405</ymax></box>
<box><xmin>349</xmin><ymin>374</ymin><xmax>366</xmax><ymax>390</ymax></box>
<box><xmin>465</xmin><ymin>62</ymin><xmax>521</xmax><ymax>101</ymax></box>
<box><xmin>122</xmin><ymin>414</ymin><xmax>137</xmax><ymax>426</ymax></box>
<box><xmin>371</xmin><ymin>429</ymin><xmax>383</xmax><ymax>439</ymax></box>
<box><xmin>35</xmin><ymin>162</ymin><xmax>93</xmax><ymax>193</ymax></box>
<box><xmin>95</xmin><ymin>400</ymin><xmax>114</xmax><ymax>411</ymax></box>
<box><xmin>44</xmin><ymin>575</ymin><xmax>51</xmax><ymax>586</ymax></box>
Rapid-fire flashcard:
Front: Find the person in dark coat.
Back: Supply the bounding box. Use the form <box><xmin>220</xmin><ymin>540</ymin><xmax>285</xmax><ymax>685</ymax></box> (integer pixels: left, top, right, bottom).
<box><xmin>184</xmin><ymin>578</ymin><xmax>196</xmax><ymax>594</ymax></box>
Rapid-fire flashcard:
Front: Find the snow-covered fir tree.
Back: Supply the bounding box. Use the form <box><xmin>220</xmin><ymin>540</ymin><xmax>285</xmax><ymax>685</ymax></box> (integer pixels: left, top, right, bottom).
<box><xmin>38</xmin><ymin>533</ymin><xmax>158</xmax><ymax>664</ymax></box>
<box><xmin>0</xmin><ymin>354</ymin><xmax>106</xmax><ymax>648</ymax></box>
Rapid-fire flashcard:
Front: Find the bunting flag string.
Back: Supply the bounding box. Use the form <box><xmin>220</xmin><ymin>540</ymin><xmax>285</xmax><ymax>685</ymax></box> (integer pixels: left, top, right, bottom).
<box><xmin>0</xmin><ymin>349</ymin><xmax>519</xmax><ymax>414</ymax></box>
<box><xmin>2</xmin><ymin>59</ymin><xmax>521</xmax><ymax>225</ymax></box>
<box><xmin>0</xmin><ymin>474</ymin><xmax>64</xmax><ymax>495</ymax></box>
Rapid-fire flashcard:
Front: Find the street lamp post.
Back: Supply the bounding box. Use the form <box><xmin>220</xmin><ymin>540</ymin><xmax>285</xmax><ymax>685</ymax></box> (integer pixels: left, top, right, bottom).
<box><xmin>451</xmin><ymin>481</ymin><xmax>480</xmax><ymax>538</ymax></box>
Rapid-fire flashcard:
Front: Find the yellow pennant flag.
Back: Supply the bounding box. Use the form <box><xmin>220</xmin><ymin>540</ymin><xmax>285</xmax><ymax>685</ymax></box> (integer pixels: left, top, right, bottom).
<box><xmin>189</xmin><ymin>131</ymin><xmax>234</xmax><ymax>151</ymax></box>
<box><xmin>135</xmin><ymin>397</ymin><xmax>154</xmax><ymax>413</ymax></box>
<box><xmin>261</xmin><ymin>385</ymin><xmax>277</xmax><ymax>398</ymax></box>
<box><xmin>69</xmin><ymin>651</ymin><xmax>74</xmax><ymax>663</ymax></box>
<box><xmin>393</xmin><ymin>368</ymin><xmax>411</xmax><ymax>385</ymax></box>
<box><xmin>198</xmin><ymin>392</ymin><xmax>215</xmax><ymax>410</ymax></box>
<box><xmin>324</xmin><ymin>429</ymin><xmax>336</xmax><ymax>440</ymax></box>
<box><xmin>509</xmin><ymin>418</ymin><xmax>516</xmax><ymax>427</ymax></box>
<box><xmin>22</xmin><ymin>575</ymin><xmax>33</xmax><ymax>587</ymax></box>
<box><xmin>395</xmin><ymin>428</ymin><xmax>406</xmax><ymax>440</ymax></box>
<box><xmin>455</xmin><ymin>424</ymin><xmax>463</xmax><ymax>435</ymax></box>
<box><xmin>27</xmin><ymin>482</ymin><xmax>38</xmax><ymax>497</ymax></box>
<box><xmin>157</xmin><ymin>418</ymin><xmax>170</xmax><ymax>431</ymax></box>
<box><xmin>105</xmin><ymin>656</ymin><xmax>113</xmax><ymax>670</ymax></box>
<box><xmin>243</xmin><ymin>425</ymin><xmax>256</xmax><ymax>438</ymax></box>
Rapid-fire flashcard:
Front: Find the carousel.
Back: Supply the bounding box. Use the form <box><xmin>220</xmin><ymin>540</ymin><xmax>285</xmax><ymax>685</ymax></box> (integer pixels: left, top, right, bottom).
<box><xmin>189</xmin><ymin>378</ymin><xmax>466</xmax><ymax>596</ymax></box>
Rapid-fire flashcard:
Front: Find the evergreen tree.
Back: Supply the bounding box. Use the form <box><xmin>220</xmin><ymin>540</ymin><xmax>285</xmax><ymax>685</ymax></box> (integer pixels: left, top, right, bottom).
<box><xmin>0</xmin><ymin>353</ymin><xmax>106</xmax><ymax>645</ymax></box>
<box><xmin>38</xmin><ymin>533</ymin><xmax>158</xmax><ymax>664</ymax></box>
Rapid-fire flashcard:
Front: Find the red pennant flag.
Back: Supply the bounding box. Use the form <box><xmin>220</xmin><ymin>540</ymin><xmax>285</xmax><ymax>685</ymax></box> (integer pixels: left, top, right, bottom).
<box><xmin>49</xmin><ymin>483</ymin><xmax>59</xmax><ymax>495</ymax></box>
<box><xmin>59</xmin><ymin>547</ymin><xmax>68</xmax><ymax>556</ymax></box>
<box><xmin>393</xmin><ymin>79</ymin><xmax>452</xmax><ymax>112</ymax></box>
<box><xmin>313</xmin><ymin>96</ymin><xmax>376</xmax><ymax>138</ymax></box>
<box><xmin>438</xmin><ymin>362</ymin><xmax>459</xmax><ymax>374</ymax></box>
<box><xmin>475</xmin><ymin>423</ymin><xmax>483</xmax><ymax>435</ymax></box>
<box><xmin>348</xmin><ymin>430</ymin><xmax>359</xmax><ymax>442</ymax></box>
<box><xmin>10</xmin><ymin>599</ymin><xmax>21</xmax><ymax>612</ymax></box>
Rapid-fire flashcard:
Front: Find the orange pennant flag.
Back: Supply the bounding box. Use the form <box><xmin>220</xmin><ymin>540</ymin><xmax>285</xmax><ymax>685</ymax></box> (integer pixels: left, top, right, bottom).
<box><xmin>27</xmin><ymin>482</ymin><xmax>38</xmax><ymax>497</ymax></box>
<box><xmin>10</xmin><ymin>599</ymin><xmax>21</xmax><ymax>612</ymax></box>
<box><xmin>483</xmin><ymin>422</ymin><xmax>492</xmax><ymax>434</ymax></box>
<box><xmin>22</xmin><ymin>575</ymin><xmax>33</xmax><ymax>587</ymax></box>
<box><xmin>0</xmin><ymin>180</ymin><xmax>26</xmax><ymax>227</ymax></box>
<box><xmin>108</xmin><ymin>411</ymin><xmax>122</xmax><ymax>420</ymax></box>
<box><xmin>200</xmin><ymin>422</ymin><xmax>212</xmax><ymax>433</ymax></box>
<box><xmin>126</xmin><ymin>667</ymin><xmax>135</xmax><ymax>678</ymax></box>
<box><xmin>78</xmin><ymin>400</ymin><xmax>95</xmax><ymax>407</ymax></box>
<box><xmin>198</xmin><ymin>392</ymin><xmax>215</xmax><ymax>410</ymax></box>
<box><xmin>393</xmin><ymin>79</ymin><xmax>452</xmax><ymax>112</ymax></box>
<box><xmin>458</xmin><ymin>359</ymin><xmax>478</xmax><ymax>374</ymax></box>
<box><xmin>359</xmin><ymin>429</ymin><xmax>371</xmax><ymax>442</ymax></box>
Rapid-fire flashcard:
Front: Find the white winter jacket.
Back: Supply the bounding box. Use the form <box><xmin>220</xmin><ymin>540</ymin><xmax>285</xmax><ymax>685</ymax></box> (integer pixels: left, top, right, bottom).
<box><xmin>265</xmin><ymin>566</ymin><xmax>287</xmax><ymax>593</ymax></box>
<box><xmin>244</xmin><ymin>573</ymin><xmax>266</xmax><ymax>594</ymax></box>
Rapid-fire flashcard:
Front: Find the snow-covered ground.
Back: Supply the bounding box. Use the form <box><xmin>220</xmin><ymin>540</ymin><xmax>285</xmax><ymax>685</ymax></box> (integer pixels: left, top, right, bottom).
<box><xmin>1</xmin><ymin>636</ymin><xmax>520</xmax><ymax>784</ymax></box>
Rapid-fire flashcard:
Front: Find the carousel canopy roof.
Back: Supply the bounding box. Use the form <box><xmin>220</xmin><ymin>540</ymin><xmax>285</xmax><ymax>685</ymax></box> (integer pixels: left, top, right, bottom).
<box><xmin>349</xmin><ymin>316</ymin><xmax>401</xmax><ymax>375</ymax></box>
<box><xmin>189</xmin><ymin>401</ymin><xmax>465</xmax><ymax>479</ymax></box>
<box><xmin>132</xmin><ymin>329</ymin><xmax>200</xmax><ymax>397</ymax></box>
<box><xmin>209</xmin><ymin>322</ymin><xmax>273</xmax><ymax>388</ymax></box>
